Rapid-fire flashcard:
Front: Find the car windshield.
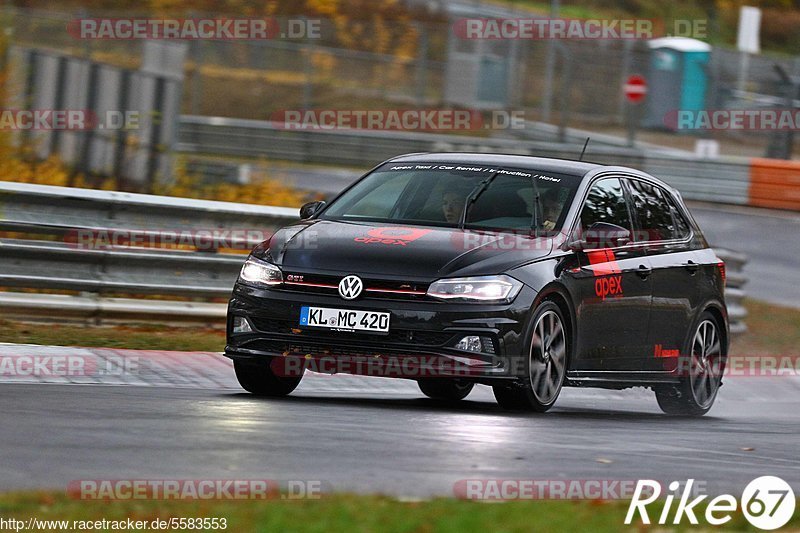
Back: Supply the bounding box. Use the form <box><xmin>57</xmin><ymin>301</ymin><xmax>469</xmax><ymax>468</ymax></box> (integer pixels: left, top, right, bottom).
<box><xmin>320</xmin><ymin>162</ymin><xmax>582</xmax><ymax>232</ymax></box>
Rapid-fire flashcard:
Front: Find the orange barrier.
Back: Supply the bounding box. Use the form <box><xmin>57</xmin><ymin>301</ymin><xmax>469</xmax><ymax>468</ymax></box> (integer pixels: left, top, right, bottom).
<box><xmin>749</xmin><ymin>158</ymin><xmax>800</xmax><ymax>211</ymax></box>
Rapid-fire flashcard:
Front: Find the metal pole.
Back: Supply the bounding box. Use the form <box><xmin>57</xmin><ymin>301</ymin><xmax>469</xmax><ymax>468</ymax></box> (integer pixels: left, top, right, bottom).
<box><xmin>189</xmin><ymin>39</ymin><xmax>204</xmax><ymax>115</ymax></box>
<box><xmin>415</xmin><ymin>23</ymin><xmax>429</xmax><ymax>106</ymax></box>
<box><xmin>765</xmin><ymin>65</ymin><xmax>792</xmax><ymax>159</ymax></box>
<box><xmin>145</xmin><ymin>76</ymin><xmax>165</xmax><ymax>194</ymax></box>
<box><xmin>112</xmin><ymin>69</ymin><xmax>131</xmax><ymax>188</ymax></box>
<box><xmin>540</xmin><ymin>0</ymin><xmax>559</xmax><ymax>121</ymax></box>
<box><xmin>49</xmin><ymin>55</ymin><xmax>69</xmax><ymax>156</ymax></box>
<box><xmin>737</xmin><ymin>51</ymin><xmax>750</xmax><ymax>92</ymax></box>
<box><xmin>618</xmin><ymin>40</ymin><xmax>632</xmax><ymax>121</ymax></box>
<box><xmin>73</xmin><ymin>61</ymin><xmax>99</xmax><ymax>186</ymax></box>
<box><xmin>557</xmin><ymin>44</ymin><xmax>571</xmax><ymax>143</ymax></box>
<box><xmin>302</xmin><ymin>18</ymin><xmax>312</xmax><ymax>111</ymax></box>
<box><xmin>626</xmin><ymin>103</ymin><xmax>637</xmax><ymax>147</ymax></box>
<box><xmin>21</xmin><ymin>49</ymin><xmax>38</xmax><ymax>151</ymax></box>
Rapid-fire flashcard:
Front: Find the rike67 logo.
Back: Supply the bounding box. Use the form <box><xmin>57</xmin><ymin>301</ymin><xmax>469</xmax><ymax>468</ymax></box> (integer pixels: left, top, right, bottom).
<box><xmin>626</xmin><ymin>477</ymin><xmax>795</xmax><ymax>530</ymax></box>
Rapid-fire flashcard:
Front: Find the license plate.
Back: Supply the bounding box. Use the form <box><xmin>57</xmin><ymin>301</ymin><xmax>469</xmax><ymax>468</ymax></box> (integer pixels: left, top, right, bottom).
<box><xmin>299</xmin><ymin>306</ymin><xmax>390</xmax><ymax>334</ymax></box>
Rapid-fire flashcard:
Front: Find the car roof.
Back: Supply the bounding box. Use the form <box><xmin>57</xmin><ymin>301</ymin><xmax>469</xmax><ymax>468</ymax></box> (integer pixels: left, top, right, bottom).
<box><xmin>388</xmin><ymin>152</ymin><xmax>603</xmax><ymax>176</ymax></box>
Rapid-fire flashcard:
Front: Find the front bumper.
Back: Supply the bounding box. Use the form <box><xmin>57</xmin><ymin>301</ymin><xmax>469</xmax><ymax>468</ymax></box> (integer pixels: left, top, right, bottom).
<box><xmin>225</xmin><ymin>283</ymin><xmax>537</xmax><ymax>382</ymax></box>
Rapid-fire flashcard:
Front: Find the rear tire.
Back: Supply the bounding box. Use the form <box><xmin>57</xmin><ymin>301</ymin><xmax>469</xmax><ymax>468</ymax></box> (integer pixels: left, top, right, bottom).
<box><xmin>492</xmin><ymin>300</ymin><xmax>569</xmax><ymax>412</ymax></box>
<box><xmin>418</xmin><ymin>379</ymin><xmax>474</xmax><ymax>401</ymax></box>
<box><xmin>655</xmin><ymin>312</ymin><xmax>725</xmax><ymax>416</ymax></box>
<box><xmin>234</xmin><ymin>358</ymin><xmax>303</xmax><ymax>396</ymax></box>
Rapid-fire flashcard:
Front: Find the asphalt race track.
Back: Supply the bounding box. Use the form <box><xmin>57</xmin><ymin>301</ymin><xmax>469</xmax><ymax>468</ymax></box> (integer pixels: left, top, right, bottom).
<box><xmin>690</xmin><ymin>203</ymin><xmax>800</xmax><ymax>310</ymax></box>
<box><xmin>1</xmin><ymin>203</ymin><xmax>798</xmax><ymax>500</ymax></box>
<box><xmin>1</xmin><ymin>346</ymin><xmax>799</xmax><ymax>498</ymax></box>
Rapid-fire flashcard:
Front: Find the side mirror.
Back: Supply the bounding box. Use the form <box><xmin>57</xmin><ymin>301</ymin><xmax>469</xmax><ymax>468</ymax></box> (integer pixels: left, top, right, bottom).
<box><xmin>583</xmin><ymin>222</ymin><xmax>631</xmax><ymax>249</ymax></box>
<box><xmin>299</xmin><ymin>201</ymin><xmax>326</xmax><ymax>220</ymax></box>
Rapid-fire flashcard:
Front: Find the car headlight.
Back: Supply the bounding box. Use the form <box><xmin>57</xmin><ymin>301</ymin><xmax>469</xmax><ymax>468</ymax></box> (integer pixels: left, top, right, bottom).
<box><xmin>426</xmin><ymin>275</ymin><xmax>523</xmax><ymax>303</ymax></box>
<box><xmin>239</xmin><ymin>258</ymin><xmax>283</xmax><ymax>287</ymax></box>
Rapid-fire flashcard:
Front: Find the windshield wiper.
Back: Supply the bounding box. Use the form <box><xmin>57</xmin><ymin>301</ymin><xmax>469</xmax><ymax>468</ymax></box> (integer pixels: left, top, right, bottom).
<box><xmin>459</xmin><ymin>170</ymin><xmax>501</xmax><ymax>230</ymax></box>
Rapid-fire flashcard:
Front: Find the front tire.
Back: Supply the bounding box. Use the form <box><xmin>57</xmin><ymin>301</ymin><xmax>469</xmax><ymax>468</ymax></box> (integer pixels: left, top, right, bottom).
<box><xmin>493</xmin><ymin>300</ymin><xmax>568</xmax><ymax>412</ymax></box>
<box><xmin>234</xmin><ymin>358</ymin><xmax>303</xmax><ymax>396</ymax></box>
<box><xmin>655</xmin><ymin>312</ymin><xmax>725</xmax><ymax>416</ymax></box>
<box><xmin>418</xmin><ymin>379</ymin><xmax>474</xmax><ymax>401</ymax></box>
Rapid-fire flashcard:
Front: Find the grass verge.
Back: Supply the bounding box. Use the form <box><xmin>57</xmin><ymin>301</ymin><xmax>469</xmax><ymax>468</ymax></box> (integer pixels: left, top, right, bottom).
<box><xmin>1</xmin><ymin>491</ymin><xmax>797</xmax><ymax>532</ymax></box>
<box><xmin>0</xmin><ymin>298</ymin><xmax>798</xmax><ymax>356</ymax></box>
<box><xmin>0</xmin><ymin>321</ymin><xmax>225</xmax><ymax>352</ymax></box>
<box><xmin>729</xmin><ymin>299</ymin><xmax>800</xmax><ymax>357</ymax></box>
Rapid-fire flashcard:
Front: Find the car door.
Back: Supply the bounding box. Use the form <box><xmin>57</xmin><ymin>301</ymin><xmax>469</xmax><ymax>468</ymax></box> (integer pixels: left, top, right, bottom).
<box><xmin>624</xmin><ymin>179</ymin><xmax>700</xmax><ymax>371</ymax></box>
<box><xmin>567</xmin><ymin>176</ymin><xmax>653</xmax><ymax>371</ymax></box>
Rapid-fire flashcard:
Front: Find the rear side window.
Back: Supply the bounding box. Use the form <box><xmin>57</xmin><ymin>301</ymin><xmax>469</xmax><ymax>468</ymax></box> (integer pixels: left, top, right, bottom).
<box><xmin>664</xmin><ymin>192</ymin><xmax>692</xmax><ymax>239</ymax></box>
<box><xmin>626</xmin><ymin>180</ymin><xmax>676</xmax><ymax>242</ymax></box>
<box><xmin>579</xmin><ymin>177</ymin><xmax>633</xmax><ymax>232</ymax></box>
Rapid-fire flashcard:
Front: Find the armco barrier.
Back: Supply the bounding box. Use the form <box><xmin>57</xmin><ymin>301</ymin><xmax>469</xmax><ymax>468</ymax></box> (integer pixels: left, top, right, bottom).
<box><xmin>0</xmin><ymin>181</ymin><xmax>296</xmax><ymax>325</ymax></box>
<box><xmin>716</xmin><ymin>249</ymin><xmax>748</xmax><ymax>335</ymax></box>
<box><xmin>0</xmin><ymin>182</ymin><xmax>748</xmax><ymax>333</ymax></box>
<box><xmin>179</xmin><ymin>115</ymin><xmax>795</xmax><ymax>211</ymax></box>
<box><xmin>748</xmin><ymin>158</ymin><xmax>800</xmax><ymax>211</ymax></box>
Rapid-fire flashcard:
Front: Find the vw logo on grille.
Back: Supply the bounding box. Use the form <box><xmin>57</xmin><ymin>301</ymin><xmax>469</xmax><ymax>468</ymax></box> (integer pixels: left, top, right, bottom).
<box><xmin>338</xmin><ymin>275</ymin><xmax>363</xmax><ymax>300</ymax></box>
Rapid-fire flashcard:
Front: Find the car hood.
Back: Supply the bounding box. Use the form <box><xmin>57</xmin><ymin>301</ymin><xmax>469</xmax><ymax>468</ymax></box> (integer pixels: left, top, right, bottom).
<box><xmin>254</xmin><ymin>219</ymin><xmax>554</xmax><ymax>280</ymax></box>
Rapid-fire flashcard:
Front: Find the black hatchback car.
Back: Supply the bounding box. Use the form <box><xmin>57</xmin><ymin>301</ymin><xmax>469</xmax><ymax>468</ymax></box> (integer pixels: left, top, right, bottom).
<box><xmin>226</xmin><ymin>153</ymin><xmax>728</xmax><ymax>416</ymax></box>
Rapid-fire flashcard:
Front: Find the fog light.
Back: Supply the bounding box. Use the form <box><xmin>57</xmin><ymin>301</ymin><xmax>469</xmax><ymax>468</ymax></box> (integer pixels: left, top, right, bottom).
<box><xmin>455</xmin><ymin>335</ymin><xmax>483</xmax><ymax>352</ymax></box>
<box><xmin>232</xmin><ymin>316</ymin><xmax>253</xmax><ymax>334</ymax></box>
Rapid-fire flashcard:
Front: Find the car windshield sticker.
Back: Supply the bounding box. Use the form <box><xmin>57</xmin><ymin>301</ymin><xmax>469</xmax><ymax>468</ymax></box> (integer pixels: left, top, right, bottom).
<box><xmin>384</xmin><ymin>164</ymin><xmax>560</xmax><ymax>182</ymax></box>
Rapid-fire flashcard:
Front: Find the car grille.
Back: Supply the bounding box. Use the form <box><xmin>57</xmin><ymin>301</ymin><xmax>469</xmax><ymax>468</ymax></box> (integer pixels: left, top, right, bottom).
<box><xmin>278</xmin><ymin>272</ymin><xmax>429</xmax><ymax>301</ymax></box>
<box><xmin>248</xmin><ymin>317</ymin><xmax>455</xmax><ymax>347</ymax></box>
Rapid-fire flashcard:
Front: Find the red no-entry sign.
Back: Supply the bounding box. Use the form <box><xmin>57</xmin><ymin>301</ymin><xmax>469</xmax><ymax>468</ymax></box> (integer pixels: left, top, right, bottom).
<box><xmin>624</xmin><ymin>75</ymin><xmax>647</xmax><ymax>103</ymax></box>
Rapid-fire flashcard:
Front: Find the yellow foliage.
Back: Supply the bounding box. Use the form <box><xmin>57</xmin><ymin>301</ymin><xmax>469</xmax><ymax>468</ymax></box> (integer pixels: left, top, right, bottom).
<box><xmin>0</xmin><ymin>135</ymin><xmax>304</xmax><ymax>209</ymax></box>
<box><xmin>156</xmin><ymin>160</ymin><xmax>306</xmax><ymax>208</ymax></box>
<box><xmin>309</xmin><ymin>50</ymin><xmax>337</xmax><ymax>80</ymax></box>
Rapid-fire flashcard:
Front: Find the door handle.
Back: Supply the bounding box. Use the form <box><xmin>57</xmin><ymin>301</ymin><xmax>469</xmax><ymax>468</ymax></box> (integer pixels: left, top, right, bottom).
<box><xmin>684</xmin><ymin>260</ymin><xmax>699</xmax><ymax>274</ymax></box>
<box><xmin>635</xmin><ymin>264</ymin><xmax>652</xmax><ymax>279</ymax></box>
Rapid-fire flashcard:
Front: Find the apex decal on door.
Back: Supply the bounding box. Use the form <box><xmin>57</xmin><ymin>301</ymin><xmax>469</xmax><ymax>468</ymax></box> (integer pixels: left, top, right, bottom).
<box><xmin>354</xmin><ymin>227</ymin><xmax>432</xmax><ymax>246</ymax></box>
<box><xmin>595</xmin><ymin>276</ymin><xmax>623</xmax><ymax>300</ymax></box>
<box><xmin>586</xmin><ymin>249</ymin><xmax>624</xmax><ymax>300</ymax></box>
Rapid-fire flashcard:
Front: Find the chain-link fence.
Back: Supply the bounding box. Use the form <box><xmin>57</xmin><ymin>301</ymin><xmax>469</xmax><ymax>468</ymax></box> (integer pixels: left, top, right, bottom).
<box><xmin>2</xmin><ymin>5</ymin><xmax>799</xmax><ymax>158</ymax></box>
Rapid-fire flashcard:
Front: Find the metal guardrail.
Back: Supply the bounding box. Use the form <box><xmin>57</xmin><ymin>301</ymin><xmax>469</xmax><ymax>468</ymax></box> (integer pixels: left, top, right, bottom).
<box><xmin>177</xmin><ymin>115</ymin><xmax>753</xmax><ymax>206</ymax></box>
<box><xmin>0</xmin><ymin>181</ymin><xmax>296</xmax><ymax>248</ymax></box>
<box><xmin>0</xmin><ymin>181</ymin><xmax>294</xmax><ymax>324</ymax></box>
<box><xmin>716</xmin><ymin>249</ymin><xmax>748</xmax><ymax>335</ymax></box>
<box><xmin>0</xmin><ymin>181</ymin><xmax>747</xmax><ymax>334</ymax></box>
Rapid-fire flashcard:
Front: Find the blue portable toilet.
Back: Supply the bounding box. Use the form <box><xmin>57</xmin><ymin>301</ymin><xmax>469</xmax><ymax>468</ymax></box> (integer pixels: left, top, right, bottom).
<box><xmin>644</xmin><ymin>37</ymin><xmax>711</xmax><ymax>130</ymax></box>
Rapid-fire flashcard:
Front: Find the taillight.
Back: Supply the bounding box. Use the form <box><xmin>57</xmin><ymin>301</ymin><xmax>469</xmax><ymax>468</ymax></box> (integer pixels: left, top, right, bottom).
<box><xmin>717</xmin><ymin>261</ymin><xmax>726</xmax><ymax>287</ymax></box>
